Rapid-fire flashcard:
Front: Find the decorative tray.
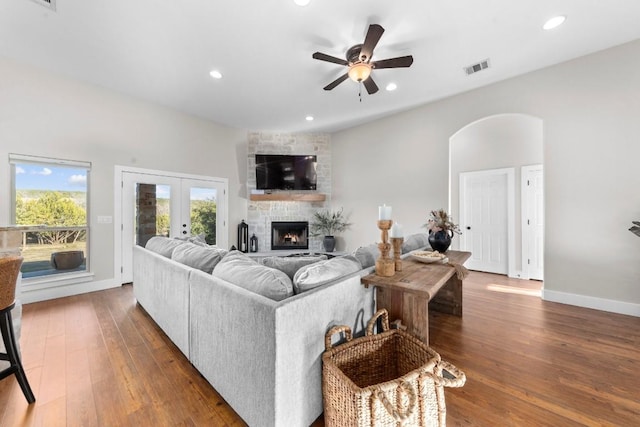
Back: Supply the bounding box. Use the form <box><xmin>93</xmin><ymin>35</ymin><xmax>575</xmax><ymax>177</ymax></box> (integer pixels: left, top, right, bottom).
<box><xmin>410</xmin><ymin>250</ymin><xmax>448</xmax><ymax>264</ymax></box>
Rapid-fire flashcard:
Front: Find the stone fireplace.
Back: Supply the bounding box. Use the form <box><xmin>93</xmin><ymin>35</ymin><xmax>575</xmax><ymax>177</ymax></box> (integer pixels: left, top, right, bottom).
<box><xmin>246</xmin><ymin>132</ymin><xmax>331</xmax><ymax>253</ymax></box>
<box><xmin>271</xmin><ymin>221</ymin><xmax>309</xmax><ymax>250</ymax></box>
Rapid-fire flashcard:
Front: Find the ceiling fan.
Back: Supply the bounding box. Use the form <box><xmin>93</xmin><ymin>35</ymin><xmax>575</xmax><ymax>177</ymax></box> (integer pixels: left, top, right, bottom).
<box><xmin>312</xmin><ymin>24</ymin><xmax>414</xmax><ymax>95</ymax></box>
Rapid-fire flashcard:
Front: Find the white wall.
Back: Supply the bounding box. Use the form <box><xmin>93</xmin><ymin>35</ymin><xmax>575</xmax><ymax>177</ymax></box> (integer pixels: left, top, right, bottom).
<box><xmin>332</xmin><ymin>39</ymin><xmax>640</xmax><ymax>315</ymax></box>
<box><xmin>0</xmin><ymin>57</ymin><xmax>247</xmax><ymax>300</ymax></box>
<box><xmin>450</xmin><ymin>114</ymin><xmax>543</xmax><ymax>274</ymax></box>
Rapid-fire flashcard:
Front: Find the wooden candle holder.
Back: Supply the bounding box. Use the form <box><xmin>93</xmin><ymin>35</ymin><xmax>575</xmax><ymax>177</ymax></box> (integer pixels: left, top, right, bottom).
<box><xmin>391</xmin><ymin>237</ymin><xmax>403</xmax><ymax>272</ymax></box>
<box><xmin>375</xmin><ymin>220</ymin><xmax>395</xmax><ymax>277</ymax></box>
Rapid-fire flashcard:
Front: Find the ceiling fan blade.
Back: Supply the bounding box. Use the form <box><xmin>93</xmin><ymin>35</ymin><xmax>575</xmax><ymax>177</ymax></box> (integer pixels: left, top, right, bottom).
<box><xmin>323</xmin><ymin>73</ymin><xmax>349</xmax><ymax>90</ymax></box>
<box><xmin>312</xmin><ymin>52</ymin><xmax>348</xmax><ymax>66</ymax></box>
<box><xmin>372</xmin><ymin>55</ymin><xmax>414</xmax><ymax>69</ymax></box>
<box><xmin>360</xmin><ymin>24</ymin><xmax>384</xmax><ymax>62</ymax></box>
<box><xmin>363</xmin><ymin>76</ymin><xmax>379</xmax><ymax>95</ymax></box>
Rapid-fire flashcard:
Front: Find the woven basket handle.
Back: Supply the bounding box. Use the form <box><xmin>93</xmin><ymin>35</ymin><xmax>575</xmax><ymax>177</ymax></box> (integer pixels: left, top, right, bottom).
<box><xmin>374</xmin><ymin>381</ymin><xmax>416</xmax><ymax>422</ymax></box>
<box><xmin>324</xmin><ymin>325</ymin><xmax>352</xmax><ymax>350</ymax></box>
<box><xmin>430</xmin><ymin>360</ymin><xmax>467</xmax><ymax>388</ymax></box>
<box><xmin>366</xmin><ymin>309</ymin><xmax>390</xmax><ymax>336</ymax></box>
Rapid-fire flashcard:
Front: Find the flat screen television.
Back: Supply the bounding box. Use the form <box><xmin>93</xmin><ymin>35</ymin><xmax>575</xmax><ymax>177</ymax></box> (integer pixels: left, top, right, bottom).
<box><xmin>255</xmin><ymin>154</ymin><xmax>317</xmax><ymax>190</ymax></box>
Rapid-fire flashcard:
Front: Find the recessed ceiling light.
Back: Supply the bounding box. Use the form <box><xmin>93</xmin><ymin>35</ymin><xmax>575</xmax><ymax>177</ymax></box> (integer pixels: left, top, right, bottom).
<box><xmin>305</xmin><ymin>116</ymin><xmax>314</xmax><ymax>121</ymax></box>
<box><xmin>294</xmin><ymin>0</ymin><xmax>310</xmax><ymax>6</ymax></box>
<box><xmin>209</xmin><ymin>70</ymin><xmax>223</xmax><ymax>79</ymax></box>
<box><xmin>543</xmin><ymin>15</ymin><xmax>566</xmax><ymax>30</ymax></box>
<box><xmin>386</xmin><ymin>83</ymin><xmax>398</xmax><ymax>91</ymax></box>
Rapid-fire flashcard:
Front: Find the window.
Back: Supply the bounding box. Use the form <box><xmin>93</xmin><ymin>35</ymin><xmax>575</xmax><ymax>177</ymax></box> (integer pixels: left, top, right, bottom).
<box><xmin>10</xmin><ymin>154</ymin><xmax>90</xmax><ymax>280</ymax></box>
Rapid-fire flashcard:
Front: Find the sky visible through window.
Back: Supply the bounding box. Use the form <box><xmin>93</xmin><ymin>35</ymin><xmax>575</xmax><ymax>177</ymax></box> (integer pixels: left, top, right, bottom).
<box><xmin>191</xmin><ymin>187</ymin><xmax>216</xmax><ymax>201</ymax></box>
<box><xmin>151</xmin><ymin>186</ymin><xmax>217</xmax><ymax>201</ymax></box>
<box><xmin>15</xmin><ymin>163</ymin><xmax>87</xmax><ymax>192</ymax></box>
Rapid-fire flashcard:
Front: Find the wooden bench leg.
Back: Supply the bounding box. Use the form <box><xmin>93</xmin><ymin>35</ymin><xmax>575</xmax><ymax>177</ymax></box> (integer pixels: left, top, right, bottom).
<box><xmin>429</xmin><ymin>275</ymin><xmax>463</xmax><ymax>316</ymax></box>
<box><xmin>376</xmin><ymin>287</ymin><xmax>430</xmax><ymax>344</ymax></box>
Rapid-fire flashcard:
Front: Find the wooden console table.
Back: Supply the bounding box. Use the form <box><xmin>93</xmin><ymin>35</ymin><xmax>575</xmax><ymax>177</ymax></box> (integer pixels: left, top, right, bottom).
<box><xmin>361</xmin><ymin>250</ymin><xmax>471</xmax><ymax>344</ymax></box>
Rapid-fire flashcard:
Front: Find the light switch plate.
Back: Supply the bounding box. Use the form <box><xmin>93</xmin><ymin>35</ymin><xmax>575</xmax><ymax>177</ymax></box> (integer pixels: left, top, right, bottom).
<box><xmin>97</xmin><ymin>215</ymin><xmax>113</xmax><ymax>224</ymax></box>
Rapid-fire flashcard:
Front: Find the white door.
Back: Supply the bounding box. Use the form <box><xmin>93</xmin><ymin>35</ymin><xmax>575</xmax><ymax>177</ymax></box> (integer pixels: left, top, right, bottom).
<box><xmin>460</xmin><ymin>169</ymin><xmax>510</xmax><ymax>274</ymax></box>
<box><xmin>180</xmin><ymin>178</ymin><xmax>226</xmax><ymax>245</ymax></box>
<box><xmin>523</xmin><ymin>165</ymin><xmax>544</xmax><ymax>281</ymax></box>
<box><xmin>118</xmin><ymin>169</ymin><xmax>227</xmax><ymax>284</ymax></box>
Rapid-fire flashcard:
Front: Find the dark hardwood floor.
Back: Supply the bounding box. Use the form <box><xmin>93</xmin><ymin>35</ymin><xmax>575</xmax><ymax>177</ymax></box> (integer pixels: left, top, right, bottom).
<box><xmin>0</xmin><ymin>272</ymin><xmax>638</xmax><ymax>426</ymax></box>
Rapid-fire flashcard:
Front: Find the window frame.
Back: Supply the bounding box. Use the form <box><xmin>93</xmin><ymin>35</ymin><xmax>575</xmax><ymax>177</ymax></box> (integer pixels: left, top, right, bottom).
<box><xmin>9</xmin><ymin>153</ymin><xmax>92</xmax><ymax>283</ymax></box>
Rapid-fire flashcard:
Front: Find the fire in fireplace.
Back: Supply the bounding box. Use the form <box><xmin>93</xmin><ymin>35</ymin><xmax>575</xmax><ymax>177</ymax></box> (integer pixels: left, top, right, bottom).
<box><xmin>271</xmin><ymin>221</ymin><xmax>309</xmax><ymax>250</ymax></box>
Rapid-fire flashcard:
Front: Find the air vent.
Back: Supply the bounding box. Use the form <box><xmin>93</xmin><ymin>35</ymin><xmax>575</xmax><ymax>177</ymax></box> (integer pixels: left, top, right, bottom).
<box><xmin>29</xmin><ymin>0</ymin><xmax>56</xmax><ymax>11</ymax></box>
<box><xmin>464</xmin><ymin>59</ymin><xmax>490</xmax><ymax>76</ymax></box>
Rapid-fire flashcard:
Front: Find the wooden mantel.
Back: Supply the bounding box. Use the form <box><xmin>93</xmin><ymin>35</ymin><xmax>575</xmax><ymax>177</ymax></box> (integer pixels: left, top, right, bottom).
<box><xmin>249</xmin><ymin>193</ymin><xmax>326</xmax><ymax>202</ymax></box>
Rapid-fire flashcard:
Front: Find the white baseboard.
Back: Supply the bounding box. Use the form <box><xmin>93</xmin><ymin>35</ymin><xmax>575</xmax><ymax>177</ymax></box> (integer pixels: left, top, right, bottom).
<box><xmin>20</xmin><ymin>279</ymin><xmax>120</xmax><ymax>304</ymax></box>
<box><xmin>542</xmin><ymin>289</ymin><xmax>640</xmax><ymax>317</ymax></box>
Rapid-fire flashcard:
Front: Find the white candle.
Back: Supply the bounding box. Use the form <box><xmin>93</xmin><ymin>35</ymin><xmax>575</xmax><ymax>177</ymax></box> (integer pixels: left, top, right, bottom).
<box><xmin>378</xmin><ymin>204</ymin><xmax>392</xmax><ymax>220</ymax></box>
<box><xmin>390</xmin><ymin>223</ymin><xmax>403</xmax><ymax>238</ymax></box>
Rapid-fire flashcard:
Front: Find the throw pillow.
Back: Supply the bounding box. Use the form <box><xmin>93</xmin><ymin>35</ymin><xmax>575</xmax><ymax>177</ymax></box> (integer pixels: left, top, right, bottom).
<box><xmin>352</xmin><ymin>243</ymin><xmax>380</xmax><ymax>269</ymax></box>
<box><xmin>145</xmin><ymin>236</ymin><xmax>185</xmax><ymax>258</ymax></box>
<box><xmin>171</xmin><ymin>242</ymin><xmax>228</xmax><ymax>274</ymax></box>
<box><xmin>212</xmin><ymin>251</ymin><xmax>294</xmax><ymax>301</ymax></box>
<box><xmin>293</xmin><ymin>255</ymin><xmax>362</xmax><ymax>294</ymax></box>
<box><xmin>402</xmin><ymin>233</ymin><xmax>430</xmax><ymax>253</ymax></box>
<box><xmin>261</xmin><ymin>255</ymin><xmax>328</xmax><ymax>281</ymax></box>
<box><xmin>174</xmin><ymin>233</ymin><xmax>209</xmax><ymax>246</ymax></box>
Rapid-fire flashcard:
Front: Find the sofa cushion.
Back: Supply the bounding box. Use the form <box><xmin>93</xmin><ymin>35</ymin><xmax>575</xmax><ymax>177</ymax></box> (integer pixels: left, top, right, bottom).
<box><xmin>212</xmin><ymin>251</ymin><xmax>294</xmax><ymax>301</ymax></box>
<box><xmin>175</xmin><ymin>233</ymin><xmax>209</xmax><ymax>247</ymax></box>
<box><xmin>293</xmin><ymin>255</ymin><xmax>362</xmax><ymax>294</ymax></box>
<box><xmin>402</xmin><ymin>233</ymin><xmax>430</xmax><ymax>253</ymax></box>
<box><xmin>261</xmin><ymin>255</ymin><xmax>328</xmax><ymax>281</ymax></box>
<box><xmin>171</xmin><ymin>242</ymin><xmax>228</xmax><ymax>273</ymax></box>
<box><xmin>145</xmin><ymin>236</ymin><xmax>185</xmax><ymax>258</ymax></box>
<box><xmin>352</xmin><ymin>244</ymin><xmax>379</xmax><ymax>269</ymax></box>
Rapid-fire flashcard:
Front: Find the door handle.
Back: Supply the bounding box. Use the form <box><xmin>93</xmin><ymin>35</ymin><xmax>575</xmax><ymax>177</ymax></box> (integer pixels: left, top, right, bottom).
<box><xmin>466</xmin><ymin>226</ymin><xmax>471</xmax><ymax>230</ymax></box>
<box><xmin>182</xmin><ymin>230</ymin><xmax>187</xmax><ymax>235</ymax></box>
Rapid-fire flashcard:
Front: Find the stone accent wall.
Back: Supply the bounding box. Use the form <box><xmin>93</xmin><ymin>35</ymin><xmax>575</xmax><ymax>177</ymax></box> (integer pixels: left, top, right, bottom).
<box><xmin>246</xmin><ymin>132</ymin><xmax>331</xmax><ymax>252</ymax></box>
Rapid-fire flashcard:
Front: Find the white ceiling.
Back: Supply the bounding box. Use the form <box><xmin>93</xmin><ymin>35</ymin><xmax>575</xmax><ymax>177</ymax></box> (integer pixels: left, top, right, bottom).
<box><xmin>2</xmin><ymin>0</ymin><xmax>640</xmax><ymax>133</ymax></box>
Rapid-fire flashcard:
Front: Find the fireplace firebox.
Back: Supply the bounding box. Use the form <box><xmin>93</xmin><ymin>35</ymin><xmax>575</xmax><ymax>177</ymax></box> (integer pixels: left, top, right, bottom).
<box><xmin>271</xmin><ymin>221</ymin><xmax>309</xmax><ymax>250</ymax></box>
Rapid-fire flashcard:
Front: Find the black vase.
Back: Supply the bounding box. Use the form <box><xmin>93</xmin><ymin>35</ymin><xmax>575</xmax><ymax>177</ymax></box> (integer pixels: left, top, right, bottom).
<box><xmin>323</xmin><ymin>236</ymin><xmax>336</xmax><ymax>252</ymax></box>
<box><xmin>428</xmin><ymin>230</ymin><xmax>453</xmax><ymax>253</ymax></box>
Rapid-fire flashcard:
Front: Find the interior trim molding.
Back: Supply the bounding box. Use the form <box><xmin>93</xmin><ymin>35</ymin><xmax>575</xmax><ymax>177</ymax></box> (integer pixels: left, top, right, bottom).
<box><xmin>542</xmin><ymin>289</ymin><xmax>640</xmax><ymax>317</ymax></box>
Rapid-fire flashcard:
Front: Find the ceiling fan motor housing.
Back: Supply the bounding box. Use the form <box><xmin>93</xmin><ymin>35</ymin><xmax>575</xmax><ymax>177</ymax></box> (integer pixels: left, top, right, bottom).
<box><xmin>347</xmin><ymin>44</ymin><xmax>366</xmax><ymax>64</ymax></box>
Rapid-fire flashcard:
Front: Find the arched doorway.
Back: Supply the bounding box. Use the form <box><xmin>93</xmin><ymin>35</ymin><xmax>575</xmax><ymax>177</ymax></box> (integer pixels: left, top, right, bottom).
<box><xmin>449</xmin><ymin>114</ymin><xmax>543</xmax><ymax>280</ymax></box>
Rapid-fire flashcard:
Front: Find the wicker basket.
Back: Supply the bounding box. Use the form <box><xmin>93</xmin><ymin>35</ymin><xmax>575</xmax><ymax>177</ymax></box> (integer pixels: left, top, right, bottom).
<box><xmin>322</xmin><ymin>309</ymin><xmax>465</xmax><ymax>427</ymax></box>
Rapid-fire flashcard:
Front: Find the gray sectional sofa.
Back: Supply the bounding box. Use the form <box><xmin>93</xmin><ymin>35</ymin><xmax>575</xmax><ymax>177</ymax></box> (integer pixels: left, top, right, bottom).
<box><xmin>132</xmin><ymin>233</ymin><xmax>430</xmax><ymax>427</ymax></box>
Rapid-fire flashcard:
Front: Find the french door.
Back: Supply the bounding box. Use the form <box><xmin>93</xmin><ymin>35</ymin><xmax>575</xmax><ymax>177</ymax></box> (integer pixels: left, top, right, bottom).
<box><xmin>117</xmin><ymin>167</ymin><xmax>228</xmax><ymax>284</ymax></box>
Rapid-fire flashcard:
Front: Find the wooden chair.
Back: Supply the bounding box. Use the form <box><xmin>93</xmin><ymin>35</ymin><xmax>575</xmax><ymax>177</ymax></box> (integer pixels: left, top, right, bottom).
<box><xmin>0</xmin><ymin>256</ymin><xmax>35</xmax><ymax>404</ymax></box>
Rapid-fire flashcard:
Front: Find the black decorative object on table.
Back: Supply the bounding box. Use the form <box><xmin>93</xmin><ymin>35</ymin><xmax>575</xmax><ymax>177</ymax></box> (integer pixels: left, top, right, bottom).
<box><xmin>238</xmin><ymin>220</ymin><xmax>249</xmax><ymax>253</ymax></box>
<box><xmin>428</xmin><ymin>230</ymin><xmax>453</xmax><ymax>253</ymax></box>
<box><xmin>425</xmin><ymin>209</ymin><xmax>461</xmax><ymax>253</ymax></box>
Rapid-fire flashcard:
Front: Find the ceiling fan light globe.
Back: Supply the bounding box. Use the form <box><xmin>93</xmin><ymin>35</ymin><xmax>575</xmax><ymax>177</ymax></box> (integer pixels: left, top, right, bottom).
<box><xmin>348</xmin><ymin>63</ymin><xmax>372</xmax><ymax>82</ymax></box>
